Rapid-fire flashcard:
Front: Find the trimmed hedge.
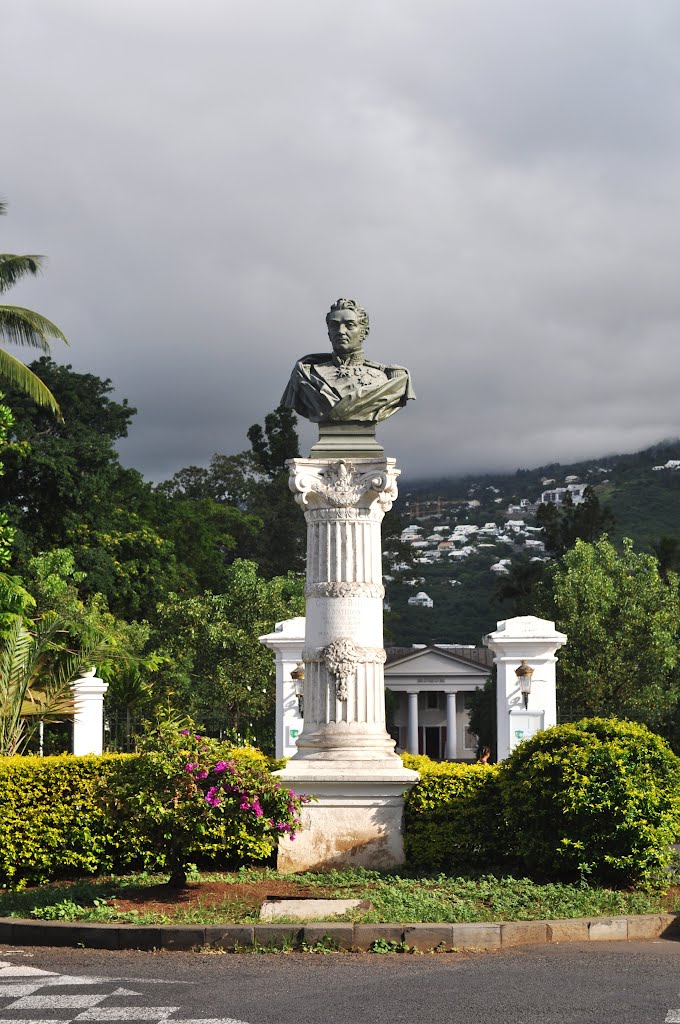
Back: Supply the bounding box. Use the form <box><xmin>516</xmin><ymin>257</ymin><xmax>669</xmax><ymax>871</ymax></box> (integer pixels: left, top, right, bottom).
<box><xmin>403</xmin><ymin>756</ymin><xmax>506</xmax><ymax>872</ymax></box>
<box><xmin>0</xmin><ymin>746</ymin><xmax>288</xmax><ymax>889</ymax></box>
<box><xmin>500</xmin><ymin>718</ymin><xmax>680</xmax><ymax>889</ymax></box>
<box><xmin>0</xmin><ymin>755</ymin><xmax>132</xmax><ymax>888</ymax></box>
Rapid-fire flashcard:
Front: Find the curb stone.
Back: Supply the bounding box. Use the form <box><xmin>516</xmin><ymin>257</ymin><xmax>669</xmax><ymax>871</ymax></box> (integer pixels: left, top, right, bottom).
<box><xmin>0</xmin><ymin>913</ymin><xmax>677</xmax><ymax>952</ymax></box>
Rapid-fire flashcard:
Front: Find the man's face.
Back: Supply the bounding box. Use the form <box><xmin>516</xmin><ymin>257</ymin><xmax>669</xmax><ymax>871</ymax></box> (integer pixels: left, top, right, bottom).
<box><xmin>327</xmin><ymin>308</ymin><xmax>364</xmax><ymax>358</ymax></box>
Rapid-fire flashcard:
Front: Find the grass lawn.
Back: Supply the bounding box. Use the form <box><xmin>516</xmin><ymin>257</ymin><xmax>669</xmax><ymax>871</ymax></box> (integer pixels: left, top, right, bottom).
<box><xmin>1</xmin><ymin>868</ymin><xmax>678</xmax><ymax>926</ymax></box>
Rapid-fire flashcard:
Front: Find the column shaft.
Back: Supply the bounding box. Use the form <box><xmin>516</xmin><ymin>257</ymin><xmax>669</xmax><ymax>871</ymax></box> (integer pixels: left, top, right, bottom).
<box><xmin>407</xmin><ymin>691</ymin><xmax>419</xmax><ymax>754</ymax></box>
<box><xmin>445</xmin><ymin>691</ymin><xmax>457</xmax><ymax>760</ymax></box>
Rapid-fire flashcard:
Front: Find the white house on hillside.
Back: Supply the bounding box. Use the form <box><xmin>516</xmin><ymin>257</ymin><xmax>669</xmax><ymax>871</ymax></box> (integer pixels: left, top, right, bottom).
<box><xmin>540</xmin><ymin>484</ymin><xmax>587</xmax><ymax>506</ymax></box>
<box><xmin>408</xmin><ymin>591</ymin><xmax>434</xmax><ymax>608</ymax></box>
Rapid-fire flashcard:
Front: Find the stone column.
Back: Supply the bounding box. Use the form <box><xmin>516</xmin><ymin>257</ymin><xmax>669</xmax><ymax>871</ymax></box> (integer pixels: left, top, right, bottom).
<box><xmin>484</xmin><ymin>616</ymin><xmax>567</xmax><ymax>761</ymax></box>
<box><xmin>72</xmin><ymin>668</ymin><xmax>108</xmax><ymax>756</ymax></box>
<box><xmin>406</xmin><ymin>692</ymin><xmax>419</xmax><ymax>754</ymax></box>
<box><xmin>258</xmin><ymin>617</ymin><xmax>305</xmax><ymax>760</ymax></box>
<box><xmin>275</xmin><ymin>456</ymin><xmax>418</xmax><ymax>871</ymax></box>
<box><xmin>445</xmin><ymin>691</ymin><xmax>457</xmax><ymax>760</ymax></box>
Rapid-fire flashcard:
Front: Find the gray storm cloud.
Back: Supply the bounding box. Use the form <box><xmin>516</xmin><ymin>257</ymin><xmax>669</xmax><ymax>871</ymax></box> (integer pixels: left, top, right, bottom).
<box><xmin>2</xmin><ymin>0</ymin><xmax>680</xmax><ymax>482</ymax></box>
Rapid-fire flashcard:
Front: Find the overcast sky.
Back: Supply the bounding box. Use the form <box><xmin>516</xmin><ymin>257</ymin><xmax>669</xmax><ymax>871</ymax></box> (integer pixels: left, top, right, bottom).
<box><xmin>3</xmin><ymin>0</ymin><xmax>680</xmax><ymax>483</ymax></box>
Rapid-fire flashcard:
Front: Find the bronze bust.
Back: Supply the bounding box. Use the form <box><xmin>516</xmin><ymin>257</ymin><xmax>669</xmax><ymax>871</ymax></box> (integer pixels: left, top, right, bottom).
<box><xmin>281</xmin><ymin>298</ymin><xmax>415</xmax><ymax>426</ymax></box>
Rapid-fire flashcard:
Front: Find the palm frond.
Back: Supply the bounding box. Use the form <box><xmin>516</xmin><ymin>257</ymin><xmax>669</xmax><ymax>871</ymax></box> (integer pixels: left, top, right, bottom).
<box><xmin>0</xmin><ymin>254</ymin><xmax>44</xmax><ymax>295</ymax></box>
<box><xmin>0</xmin><ymin>348</ymin><xmax>63</xmax><ymax>419</ymax></box>
<box><xmin>0</xmin><ymin>305</ymin><xmax>68</xmax><ymax>348</ymax></box>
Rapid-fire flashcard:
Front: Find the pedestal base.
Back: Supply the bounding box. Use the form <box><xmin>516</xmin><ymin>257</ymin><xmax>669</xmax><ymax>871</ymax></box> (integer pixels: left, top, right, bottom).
<box><xmin>274</xmin><ymin>766</ymin><xmax>418</xmax><ymax>873</ymax></box>
<box><xmin>309</xmin><ymin>423</ymin><xmax>385</xmax><ymax>459</ymax></box>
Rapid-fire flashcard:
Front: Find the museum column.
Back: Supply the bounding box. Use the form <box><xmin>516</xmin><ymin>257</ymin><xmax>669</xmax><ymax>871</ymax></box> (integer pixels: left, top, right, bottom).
<box><xmin>274</xmin><ymin>456</ymin><xmax>418</xmax><ymax>872</ymax></box>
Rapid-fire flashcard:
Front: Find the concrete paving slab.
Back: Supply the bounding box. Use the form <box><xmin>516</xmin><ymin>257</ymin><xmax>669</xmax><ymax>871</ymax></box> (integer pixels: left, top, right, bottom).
<box><xmin>547</xmin><ymin>918</ymin><xmax>590</xmax><ymax>943</ymax></box>
<box><xmin>403</xmin><ymin>925</ymin><xmax>454</xmax><ymax>951</ymax></box>
<box><xmin>260</xmin><ymin>899</ymin><xmax>367</xmax><ymax>921</ymax></box>
<box><xmin>452</xmin><ymin>924</ymin><xmax>501</xmax><ymax>949</ymax></box>
<box><xmin>589</xmin><ymin>918</ymin><xmax>628</xmax><ymax>941</ymax></box>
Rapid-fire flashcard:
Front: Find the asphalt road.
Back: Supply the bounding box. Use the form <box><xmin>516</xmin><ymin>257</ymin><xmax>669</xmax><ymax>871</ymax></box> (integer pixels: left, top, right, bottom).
<box><xmin>1</xmin><ymin>940</ymin><xmax>679</xmax><ymax>1024</ymax></box>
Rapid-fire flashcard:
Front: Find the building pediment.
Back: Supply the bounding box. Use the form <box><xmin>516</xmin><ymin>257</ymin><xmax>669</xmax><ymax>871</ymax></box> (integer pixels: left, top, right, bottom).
<box><xmin>384</xmin><ymin>646</ymin><xmax>491</xmax><ymax>689</ymax></box>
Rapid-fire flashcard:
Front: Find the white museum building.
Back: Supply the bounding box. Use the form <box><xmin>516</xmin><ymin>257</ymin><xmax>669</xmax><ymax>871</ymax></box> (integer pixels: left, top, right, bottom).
<box><xmin>384</xmin><ymin>644</ymin><xmax>493</xmax><ymax>761</ymax></box>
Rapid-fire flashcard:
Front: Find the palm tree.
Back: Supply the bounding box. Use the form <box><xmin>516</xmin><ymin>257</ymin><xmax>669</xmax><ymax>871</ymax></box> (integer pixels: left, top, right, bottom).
<box><xmin>0</xmin><ymin>200</ymin><xmax>68</xmax><ymax>418</ymax></box>
<box><xmin>0</xmin><ymin>607</ymin><xmax>120</xmax><ymax>756</ymax></box>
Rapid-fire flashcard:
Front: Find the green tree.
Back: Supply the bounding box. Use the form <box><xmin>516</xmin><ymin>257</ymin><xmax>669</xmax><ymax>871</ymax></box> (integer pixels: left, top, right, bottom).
<box><xmin>0</xmin><ymin>396</ymin><xmax>19</xmax><ymax>569</ymax></box>
<box><xmin>159</xmin><ymin>406</ymin><xmax>305</xmax><ymax>578</ymax></box>
<box><xmin>152</xmin><ymin>559</ymin><xmax>304</xmax><ymax>750</ymax></box>
<box><xmin>536</xmin><ymin>486</ymin><xmax>614</xmax><ymax>558</ymax></box>
<box><xmin>651</xmin><ymin>535</ymin><xmax>680</xmax><ymax>582</ymax></box>
<box><xmin>535</xmin><ymin>537</ymin><xmax>680</xmax><ymax>731</ymax></box>
<box><xmin>245</xmin><ymin>405</ymin><xmax>305</xmax><ymax>576</ymax></box>
<box><xmin>0</xmin><ymin>201</ymin><xmax>68</xmax><ymax>416</ymax></box>
<box><xmin>493</xmin><ymin>556</ymin><xmax>548</xmax><ymax>616</ymax></box>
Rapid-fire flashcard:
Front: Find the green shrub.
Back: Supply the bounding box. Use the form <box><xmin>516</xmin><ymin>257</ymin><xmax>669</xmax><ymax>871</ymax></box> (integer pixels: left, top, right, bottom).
<box><xmin>0</xmin><ymin>754</ymin><xmax>132</xmax><ymax>888</ymax></box>
<box><xmin>0</xmin><ymin>737</ymin><xmax>304</xmax><ymax>889</ymax></box>
<box><xmin>404</xmin><ymin>761</ymin><xmax>506</xmax><ymax>872</ymax></box>
<box><xmin>400</xmin><ymin>752</ymin><xmax>440</xmax><ymax>774</ymax></box>
<box><xmin>105</xmin><ymin>723</ymin><xmax>309</xmax><ymax>886</ymax></box>
<box><xmin>500</xmin><ymin>718</ymin><xmax>680</xmax><ymax>889</ymax></box>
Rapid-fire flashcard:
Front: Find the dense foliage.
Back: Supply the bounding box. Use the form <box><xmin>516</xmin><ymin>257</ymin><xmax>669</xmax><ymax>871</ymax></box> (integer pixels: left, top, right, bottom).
<box><xmin>403</xmin><ymin>719</ymin><xmax>680</xmax><ymax>890</ymax></box>
<box><xmin>402</xmin><ymin>755</ymin><xmax>505</xmax><ymax>872</ymax></box>
<box><xmin>0</xmin><ymin>734</ymin><xmax>305</xmax><ymax>889</ymax></box>
<box><xmin>0</xmin><ymin>361</ymin><xmax>306</xmax><ymax>749</ymax></box>
<box><xmin>536</xmin><ymin>537</ymin><xmax>680</xmax><ymax>736</ymax></box>
<box><xmin>105</xmin><ymin>722</ymin><xmax>309</xmax><ymax>886</ymax></box>
<box><xmin>500</xmin><ymin>719</ymin><xmax>680</xmax><ymax>889</ymax></box>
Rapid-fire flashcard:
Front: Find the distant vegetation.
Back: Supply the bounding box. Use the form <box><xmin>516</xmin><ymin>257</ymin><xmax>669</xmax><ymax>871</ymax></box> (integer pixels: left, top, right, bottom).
<box><xmin>387</xmin><ymin>438</ymin><xmax>680</xmax><ymax>645</ymax></box>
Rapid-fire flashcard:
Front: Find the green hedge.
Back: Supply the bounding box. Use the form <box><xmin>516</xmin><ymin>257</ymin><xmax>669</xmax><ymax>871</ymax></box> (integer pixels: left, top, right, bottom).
<box><xmin>402</xmin><ymin>720</ymin><xmax>680</xmax><ymax>888</ymax></box>
<box><xmin>500</xmin><ymin>718</ymin><xmax>680</xmax><ymax>889</ymax></box>
<box><xmin>0</xmin><ymin>747</ymin><xmax>286</xmax><ymax>889</ymax></box>
<box><xmin>403</xmin><ymin>756</ymin><xmax>506</xmax><ymax>872</ymax></box>
<box><xmin>0</xmin><ymin>755</ymin><xmax>131</xmax><ymax>888</ymax></box>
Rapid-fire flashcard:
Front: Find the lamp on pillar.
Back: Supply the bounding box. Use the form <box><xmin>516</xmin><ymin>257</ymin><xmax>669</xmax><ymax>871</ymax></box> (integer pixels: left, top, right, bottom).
<box><xmin>291</xmin><ymin>662</ymin><xmax>305</xmax><ymax>717</ymax></box>
<box><xmin>515</xmin><ymin>659</ymin><xmax>534</xmax><ymax>710</ymax></box>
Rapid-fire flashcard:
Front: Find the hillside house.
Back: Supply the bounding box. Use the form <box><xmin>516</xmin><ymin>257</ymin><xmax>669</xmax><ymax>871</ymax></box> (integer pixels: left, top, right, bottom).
<box><xmin>540</xmin><ymin>484</ymin><xmax>587</xmax><ymax>506</ymax></box>
<box><xmin>408</xmin><ymin>591</ymin><xmax>434</xmax><ymax>608</ymax></box>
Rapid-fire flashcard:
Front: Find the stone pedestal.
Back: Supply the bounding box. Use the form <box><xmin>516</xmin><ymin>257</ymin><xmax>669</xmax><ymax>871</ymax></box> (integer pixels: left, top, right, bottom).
<box><xmin>72</xmin><ymin>668</ymin><xmax>108</xmax><ymax>756</ymax></box>
<box><xmin>484</xmin><ymin>616</ymin><xmax>567</xmax><ymax>760</ymax></box>
<box><xmin>258</xmin><ymin>617</ymin><xmax>305</xmax><ymax>760</ymax></box>
<box><xmin>274</xmin><ymin>456</ymin><xmax>418</xmax><ymax>871</ymax></box>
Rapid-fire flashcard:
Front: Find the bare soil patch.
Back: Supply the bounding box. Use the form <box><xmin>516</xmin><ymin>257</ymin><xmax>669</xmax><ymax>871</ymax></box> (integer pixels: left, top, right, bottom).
<box><xmin>109</xmin><ymin>876</ymin><xmax>350</xmax><ymax>919</ymax></box>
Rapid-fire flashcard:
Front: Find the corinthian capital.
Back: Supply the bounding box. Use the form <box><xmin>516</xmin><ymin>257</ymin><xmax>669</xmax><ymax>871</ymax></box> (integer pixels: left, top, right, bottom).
<box><xmin>288</xmin><ymin>457</ymin><xmax>399</xmax><ymax>514</ymax></box>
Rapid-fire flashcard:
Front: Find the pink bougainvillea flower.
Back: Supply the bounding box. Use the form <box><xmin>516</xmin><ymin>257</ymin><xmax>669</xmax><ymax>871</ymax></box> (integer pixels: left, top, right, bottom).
<box><xmin>179</xmin><ymin>729</ymin><xmax>190</xmax><ymax>736</ymax></box>
<box><xmin>185</xmin><ymin>763</ymin><xmax>197</xmax><ymax>773</ymax></box>
<box><xmin>213</xmin><ymin>761</ymin><xmax>229</xmax><ymax>773</ymax></box>
<box><xmin>195</xmin><ymin>769</ymin><xmax>208</xmax><ymax>780</ymax></box>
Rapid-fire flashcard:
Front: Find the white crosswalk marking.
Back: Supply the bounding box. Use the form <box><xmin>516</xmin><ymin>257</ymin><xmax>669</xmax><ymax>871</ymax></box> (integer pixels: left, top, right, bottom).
<box><xmin>0</xmin><ymin>955</ymin><xmax>252</xmax><ymax>1024</ymax></box>
<box><xmin>0</xmin><ymin>964</ymin><xmax>56</xmax><ymax>976</ymax></box>
<box><xmin>12</xmin><ymin>993</ymin><xmax>107</xmax><ymax>1009</ymax></box>
<box><xmin>74</xmin><ymin>1010</ymin><xmax>178</xmax><ymax>1021</ymax></box>
<box><xmin>665</xmin><ymin>1012</ymin><xmax>680</xmax><ymax>1022</ymax></box>
<box><xmin>0</xmin><ymin>982</ymin><xmax>45</xmax><ymax>995</ymax></box>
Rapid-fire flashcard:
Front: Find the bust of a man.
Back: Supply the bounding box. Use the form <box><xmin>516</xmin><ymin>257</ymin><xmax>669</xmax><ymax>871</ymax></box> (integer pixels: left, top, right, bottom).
<box><xmin>281</xmin><ymin>298</ymin><xmax>415</xmax><ymax>425</ymax></box>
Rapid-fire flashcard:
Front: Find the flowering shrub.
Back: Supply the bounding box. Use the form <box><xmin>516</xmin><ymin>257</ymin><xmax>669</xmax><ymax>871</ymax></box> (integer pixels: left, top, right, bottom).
<box><xmin>106</xmin><ymin>722</ymin><xmax>310</xmax><ymax>886</ymax></box>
